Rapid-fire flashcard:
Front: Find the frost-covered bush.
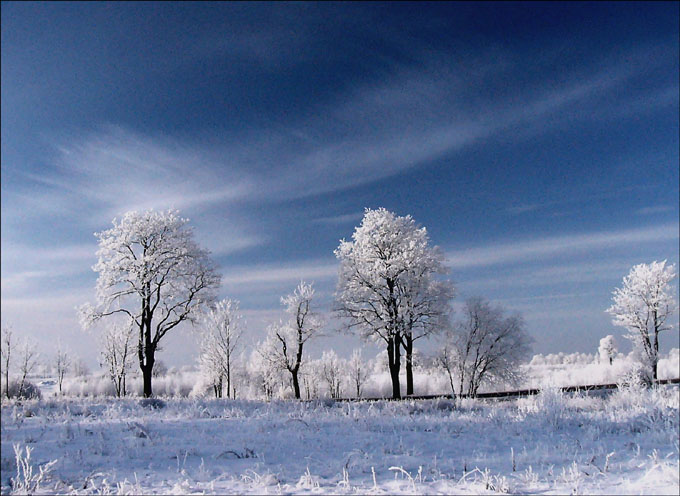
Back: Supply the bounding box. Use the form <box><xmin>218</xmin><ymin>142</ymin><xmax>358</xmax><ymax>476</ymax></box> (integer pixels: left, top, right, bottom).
<box><xmin>58</xmin><ymin>368</ymin><xmax>200</xmax><ymax>398</ymax></box>
<box><xmin>61</xmin><ymin>373</ymin><xmax>115</xmax><ymax>397</ymax></box>
<box><xmin>526</xmin><ymin>386</ymin><xmax>567</xmax><ymax>428</ymax></box>
<box><xmin>7</xmin><ymin>379</ymin><xmax>42</xmax><ymax>400</ymax></box>
<box><xmin>10</xmin><ymin>443</ymin><xmax>58</xmax><ymax>494</ymax></box>
<box><xmin>522</xmin><ymin>348</ymin><xmax>679</xmax><ymax>390</ymax></box>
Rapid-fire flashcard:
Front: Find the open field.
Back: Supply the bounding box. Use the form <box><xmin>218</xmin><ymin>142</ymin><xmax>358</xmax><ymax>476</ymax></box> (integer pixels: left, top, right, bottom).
<box><xmin>1</xmin><ymin>384</ymin><xmax>678</xmax><ymax>495</ymax></box>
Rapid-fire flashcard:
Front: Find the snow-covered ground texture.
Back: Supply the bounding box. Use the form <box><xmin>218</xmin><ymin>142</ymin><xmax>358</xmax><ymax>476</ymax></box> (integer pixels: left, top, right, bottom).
<box><xmin>1</xmin><ymin>384</ymin><xmax>678</xmax><ymax>495</ymax></box>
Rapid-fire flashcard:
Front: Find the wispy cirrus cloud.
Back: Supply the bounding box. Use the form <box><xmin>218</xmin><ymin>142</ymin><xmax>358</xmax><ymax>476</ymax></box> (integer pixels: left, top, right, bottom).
<box><xmin>636</xmin><ymin>205</ymin><xmax>675</xmax><ymax>216</ymax></box>
<box><xmin>43</xmin><ymin>126</ymin><xmax>256</xmax><ymax>220</ymax></box>
<box><xmin>311</xmin><ymin>213</ymin><xmax>364</xmax><ymax>225</ymax></box>
<box><xmin>16</xmin><ymin>43</ymin><xmax>670</xmax><ymax>226</ymax></box>
<box><xmin>446</xmin><ymin>223</ymin><xmax>679</xmax><ymax>269</ymax></box>
<box><xmin>221</xmin><ymin>259</ymin><xmax>337</xmax><ymax>290</ymax></box>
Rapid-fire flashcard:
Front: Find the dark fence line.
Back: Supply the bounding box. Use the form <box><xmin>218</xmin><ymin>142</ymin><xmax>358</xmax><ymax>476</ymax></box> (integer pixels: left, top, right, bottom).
<box><xmin>331</xmin><ymin>377</ymin><xmax>680</xmax><ymax>403</ymax></box>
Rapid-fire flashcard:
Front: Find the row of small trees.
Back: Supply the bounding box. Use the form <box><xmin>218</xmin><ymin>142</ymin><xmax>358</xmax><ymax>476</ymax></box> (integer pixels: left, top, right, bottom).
<box><xmin>0</xmin><ymin>326</ymin><xmax>93</xmax><ymax>399</ymax></box>
<box><xmin>8</xmin><ymin>206</ymin><xmax>669</xmax><ymax>400</ymax></box>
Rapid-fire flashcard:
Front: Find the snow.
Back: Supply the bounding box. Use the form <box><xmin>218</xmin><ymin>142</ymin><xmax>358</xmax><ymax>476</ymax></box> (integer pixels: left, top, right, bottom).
<box><xmin>2</xmin><ymin>384</ymin><xmax>678</xmax><ymax>494</ymax></box>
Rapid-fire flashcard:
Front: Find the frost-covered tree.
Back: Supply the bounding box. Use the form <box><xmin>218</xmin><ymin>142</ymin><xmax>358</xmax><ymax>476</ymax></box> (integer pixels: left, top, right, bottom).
<box><xmin>2</xmin><ymin>325</ymin><xmax>13</xmax><ymax>399</ymax></box>
<box><xmin>151</xmin><ymin>360</ymin><xmax>168</xmax><ymax>378</ymax></box>
<box><xmin>598</xmin><ymin>335</ymin><xmax>617</xmax><ymax>365</ymax></box>
<box><xmin>100</xmin><ymin>322</ymin><xmax>135</xmax><ymax>397</ymax></box>
<box><xmin>198</xmin><ymin>298</ymin><xmax>243</xmax><ymax>398</ymax></box>
<box><xmin>262</xmin><ymin>282</ymin><xmax>321</xmax><ymax>399</ymax></box>
<box><xmin>321</xmin><ymin>350</ymin><xmax>344</xmax><ymax>399</ymax></box>
<box><xmin>301</xmin><ymin>359</ymin><xmax>322</xmax><ymax>400</ymax></box>
<box><xmin>250</xmin><ymin>342</ymin><xmax>284</xmax><ymax>400</ymax></box>
<box><xmin>448</xmin><ymin>297</ymin><xmax>532</xmax><ymax>396</ymax></box>
<box><xmin>53</xmin><ymin>343</ymin><xmax>71</xmax><ymax>394</ymax></box>
<box><xmin>17</xmin><ymin>338</ymin><xmax>39</xmax><ymax>399</ymax></box>
<box><xmin>73</xmin><ymin>357</ymin><xmax>90</xmax><ymax>378</ymax></box>
<box><xmin>335</xmin><ymin>208</ymin><xmax>452</xmax><ymax>399</ymax></box>
<box><xmin>348</xmin><ymin>349</ymin><xmax>369</xmax><ymax>398</ymax></box>
<box><xmin>606</xmin><ymin>260</ymin><xmax>677</xmax><ymax>381</ymax></box>
<box><xmin>80</xmin><ymin>209</ymin><xmax>220</xmax><ymax>397</ymax></box>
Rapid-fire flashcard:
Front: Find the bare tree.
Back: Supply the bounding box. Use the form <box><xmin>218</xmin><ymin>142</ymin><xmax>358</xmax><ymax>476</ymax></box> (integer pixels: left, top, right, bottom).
<box><xmin>151</xmin><ymin>360</ymin><xmax>168</xmax><ymax>378</ymax></box>
<box><xmin>449</xmin><ymin>297</ymin><xmax>532</xmax><ymax>397</ymax></box>
<box><xmin>17</xmin><ymin>339</ymin><xmax>39</xmax><ymax>399</ymax></box>
<box><xmin>80</xmin><ymin>209</ymin><xmax>220</xmax><ymax>397</ymax></box>
<box><xmin>198</xmin><ymin>298</ymin><xmax>243</xmax><ymax>398</ymax></box>
<box><xmin>321</xmin><ymin>350</ymin><xmax>344</xmax><ymax>399</ymax></box>
<box><xmin>335</xmin><ymin>208</ymin><xmax>452</xmax><ymax>399</ymax></box>
<box><xmin>348</xmin><ymin>349</ymin><xmax>369</xmax><ymax>398</ymax></box>
<box><xmin>437</xmin><ymin>342</ymin><xmax>458</xmax><ymax>397</ymax></box>
<box><xmin>100</xmin><ymin>322</ymin><xmax>135</xmax><ymax>397</ymax></box>
<box><xmin>2</xmin><ymin>325</ymin><xmax>13</xmax><ymax>399</ymax></box>
<box><xmin>606</xmin><ymin>260</ymin><xmax>677</xmax><ymax>381</ymax></box>
<box><xmin>73</xmin><ymin>357</ymin><xmax>90</xmax><ymax>378</ymax></box>
<box><xmin>263</xmin><ymin>282</ymin><xmax>321</xmax><ymax>399</ymax></box>
<box><xmin>54</xmin><ymin>343</ymin><xmax>72</xmax><ymax>394</ymax></box>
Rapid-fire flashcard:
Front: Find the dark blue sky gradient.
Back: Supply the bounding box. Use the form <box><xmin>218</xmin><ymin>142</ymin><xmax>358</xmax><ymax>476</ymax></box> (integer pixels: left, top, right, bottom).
<box><xmin>2</xmin><ymin>2</ymin><xmax>678</xmax><ymax>365</ymax></box>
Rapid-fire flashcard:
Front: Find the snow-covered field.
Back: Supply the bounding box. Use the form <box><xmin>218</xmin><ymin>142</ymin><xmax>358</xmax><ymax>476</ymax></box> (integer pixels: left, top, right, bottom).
<box><xmin>1</xmin><ymin>384</ymin><xmax>678</xmax><ymax>494</ymax></box>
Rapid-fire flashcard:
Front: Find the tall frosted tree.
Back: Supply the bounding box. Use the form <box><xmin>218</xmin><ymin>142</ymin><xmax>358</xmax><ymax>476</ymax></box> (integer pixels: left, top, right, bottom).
<box><xmin>198</xmin><ymin>298</ymin><xmax>243</xmax><ymax>398</ymax></box>
<box><xmin>80</xmin><ymin>209</ymin><xmax>220</xmax><ymax>397</ymax></box>
<box><xmin>606</xmin><ymin>260</ymin><xmax>677</xmax><ymax>381</ymax></box>
<box><xmin>335</xmin><ymin>208</ymin><xmax>453</xmax><ymax>399</ymax></box>
<box><xmin>261</xmin><ymin>282</ymin><xmax>321</xmax><ymax>399</ymax></box>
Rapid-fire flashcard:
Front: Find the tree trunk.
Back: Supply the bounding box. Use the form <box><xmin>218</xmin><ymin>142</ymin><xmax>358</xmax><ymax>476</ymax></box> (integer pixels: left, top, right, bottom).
<box><xmin>653</xmin><ymin>313</ymin><xmax>659</xmax><ymax>381</ymax></box>
<box><xmin>404</xmin><ymin>333</ymin><xmax>414</xmax><ymax>396</ymax></box>
<box><xmin>141</xmin><ymin>344</ymin><xmax>155</xmax><ymax>398</ymax></box>
<box><xmin>140</xmin><ymin>313</ymin><xmax>155</xmax><ymax>397</ymax></box>
<box><xmin>292</xmin><ymin>369</ymin><xmax>301</xmax><ymax>399</ymax></box>
<box><xmin>444</xmin><ymin>365</ymin><xmax>456</xmax><ymax>398</ymax></box>
<box><xmin>226</xmin><ymin>357</ymin><xmax>231</xmax><ymax>399</ymax></box>
<box><xmin>142</xmin><ymin>365</ymin><xmax>153</xmax><ymax>397</ymax></box>
<box><xmin>387</xmin><ymin>336</ymin><xmax>401</xmax><ymax>399</ymax></box>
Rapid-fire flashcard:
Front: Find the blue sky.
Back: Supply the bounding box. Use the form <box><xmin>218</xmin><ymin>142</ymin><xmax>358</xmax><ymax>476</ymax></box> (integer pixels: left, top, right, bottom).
<box><xmin>2</xmin><ymin>2</ymin><xmax>678</xmax><ymax>368</ymax></box>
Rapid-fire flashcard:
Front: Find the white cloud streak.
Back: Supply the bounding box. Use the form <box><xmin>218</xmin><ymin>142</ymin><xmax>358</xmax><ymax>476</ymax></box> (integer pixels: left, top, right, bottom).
<box><xmin>311</xmin><ymin>213</ymin><xmax>364</xmax><ymax>225</ymax></box>
<box><xmin>221</xmin><ymin>259</ymin><xmax>338</xmax><ymax>289</ymax></box>
<box><xmin>446</xmin><ymin>223</ymin><xmax>679</xmax><ymax>269</ymax></box>
<box><xmin>636</xmin><ymin>205</ymin><xmax>675</xmax><ymax>216</ymax></box>
<box><xmin>10</xmin><ymin>44</ymin><xmax>665</xmax><ymax>229</ymax></box>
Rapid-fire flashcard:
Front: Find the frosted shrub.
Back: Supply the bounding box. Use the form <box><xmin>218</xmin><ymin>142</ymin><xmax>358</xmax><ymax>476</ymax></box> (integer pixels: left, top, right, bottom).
<box><xmin>617</xmin><ymin>361</ymin><xmax>653</xmax><ymax>390</ymax></box>
<box><xmin>11</xmin><ymin>443</ymin><xmax>58</xmax><ymax>494</ymax></box>
<box><xmin>7</xmin><ymin>380</ymin><xmax>42</xmax><ymax>400</ymax></box>
<box><xmin>610</xmin><ymin>382</ymin><xmax>671</xmax><ymax>416</ymax></box>
<box><xmin>535</xmin><ymin>386</ymin><xmax>566</xmax><ymax>428</ymax></box>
